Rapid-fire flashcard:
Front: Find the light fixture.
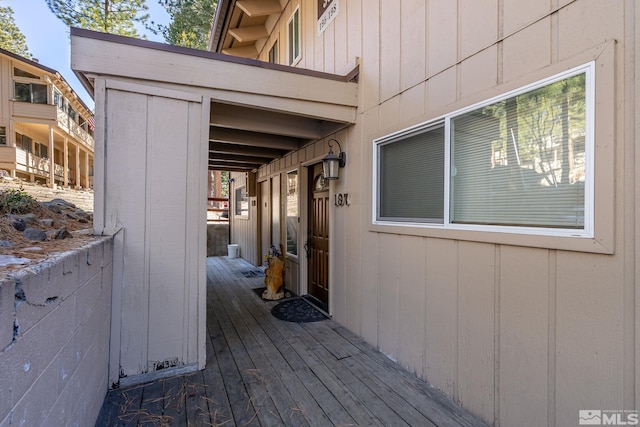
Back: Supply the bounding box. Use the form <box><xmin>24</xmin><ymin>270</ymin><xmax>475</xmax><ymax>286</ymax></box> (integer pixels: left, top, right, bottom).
<box><xmin>322</xmin><ymin>139</ymin><xmax>346</xmax><ymax>180</ymax></box>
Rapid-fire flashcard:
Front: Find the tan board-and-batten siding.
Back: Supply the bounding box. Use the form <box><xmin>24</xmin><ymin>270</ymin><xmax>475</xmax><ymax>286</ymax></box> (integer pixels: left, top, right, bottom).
<box><xmin>235</xmin><ymin>1</ymin><xmax>636</xmax><ymax>426</ymax></box>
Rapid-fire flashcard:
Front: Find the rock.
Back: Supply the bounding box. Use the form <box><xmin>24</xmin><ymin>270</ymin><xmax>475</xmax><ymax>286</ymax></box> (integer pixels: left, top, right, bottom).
<box><xmin>23</xmin><ymin>228</ymin><xmax>46</xmax><ymax>241</ymax></box>
<box><xmin>0</xmin><ymin>240</ymin><xmax>14</xmax><ymax>247</ymax></box>
<box><xmin>0</xmin><ymin>255</ymin><xmax>30</xmax><ymax>267</ymax></box>
<box><xmin>50</xmin><ymin>198</ymin><xmax>76</xmax><ymax>209</ymax></box>
<box><xmin>11</xmin><ymin>218</ymin><xmax>26</xmax><ymax>232</ymax></box>
<box><xmin>41</xmin><ymin>202</ymin><xmax>62</xmax><ymax>214</ymax></box>
<box><xmin>39</xmin><ymin>218</ymin><xmax>54</xmax><ymax>227</ymax></box>
<box><xmin>18</xmin><ymin>213</ymin><xmax>37</xmax><ymax>224</ymax></box>
<box><xmin>53</xmin><ymin>227</ymin><xmax>73</xmax><ymax>240</ymax></box>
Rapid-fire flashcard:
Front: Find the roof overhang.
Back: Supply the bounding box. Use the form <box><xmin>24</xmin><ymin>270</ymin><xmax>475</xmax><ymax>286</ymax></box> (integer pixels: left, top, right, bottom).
<box><xmin>70</xmin><ymin>28</ymin><xmax>358</xmax><ymax>171</ymax></box>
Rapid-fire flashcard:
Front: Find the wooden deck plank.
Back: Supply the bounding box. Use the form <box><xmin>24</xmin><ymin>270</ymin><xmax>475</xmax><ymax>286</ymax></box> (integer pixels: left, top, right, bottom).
<box><xmin>162</xmin><ymin>375</ymin><xmax>188</xmax><ymax>426</ymax></box>
<box><xmin>138</xmin><ymin>380</ymin><xmax>167</xmax><ymax>426</ymax></box>
<box><xmin>116</xmin><ymin>384</ymin><xmax>144</xmax><ymax>426</ymax></box>
<box><xmin>211</xmin><ymin>275</ymin><xmax>311</xmax><ymax>427</ymax></box>
<box><xmin>340</xmin><ymin>355</ymin><xmax>437</xmax><ymax>427</ymax></box>
<box><xmin>207</xmin><ymin>290</ymin><xmax>263</xmax><ymax>426</ymax></box>
<box><xmin>95</xmin><ymin>256</ymin><xmax>488</xmax><ymax>427</ymax></box>
<box><xmin>184</xmin><ymin>371</ymin><xmax>213</xmax><ymax>426</ymax></box>
<box><xmin>208</xmin><ymin>267</ymin><xmax>283</xmax><ymax>426</ymax></box>
<box><xmin>94</xmin><ymin>390</ymin><xmax>124</xmax><ymax>427</ymax></box>
<box><xmin>216</xmin><ymin>265</ymin><xmax>338</xmax><ymax>427</ymax></box>
<box><xmin>334</xmin><ymin>326</ymin><xmax>488</xmax><ymax>427</ymax></box>
<box><xmin>220</xmin><ymin>284</ymin><xmax>386</xmax><ymax>426</ymax></box>
<box><xmin>202</xmin><ymin>324</ymin><xmax>236</xmax><ymax>426</ymax></box>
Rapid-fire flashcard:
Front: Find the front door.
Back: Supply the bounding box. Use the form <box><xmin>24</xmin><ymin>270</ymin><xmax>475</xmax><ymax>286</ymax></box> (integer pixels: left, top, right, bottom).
<box><xmin>307</xmin><ymin>164</ymin><xmax>329</xmax><ymax>306</ymax></box>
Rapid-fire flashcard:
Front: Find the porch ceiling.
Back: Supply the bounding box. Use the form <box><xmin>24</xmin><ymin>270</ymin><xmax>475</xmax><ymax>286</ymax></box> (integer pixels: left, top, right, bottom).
<box><xmin>70</xmin><ymin>28</ymin><xmax>359</xmax><ymax>173</ymax></box>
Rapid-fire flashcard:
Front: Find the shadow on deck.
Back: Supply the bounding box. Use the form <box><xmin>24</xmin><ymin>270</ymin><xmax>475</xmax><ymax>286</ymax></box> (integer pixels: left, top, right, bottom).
<box><xmin>96</xmin><ymin>257</ymin><xmax>487</xmax><ymax>427</ymax></box>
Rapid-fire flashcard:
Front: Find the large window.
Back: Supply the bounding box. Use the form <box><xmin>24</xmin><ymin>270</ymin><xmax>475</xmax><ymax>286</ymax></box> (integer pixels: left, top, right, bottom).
<box><xmin>374</xmin><ymin>63</ymin><xmax>593</xmax><ymax>236</ymax></box>
<box><xmin>14</xmin><ymin>82</ymin><xmax>48</xmax><ymax>104</ymax></box>
<box><xmin>0</xmin><ymin>127</ymin><xmax>6</xmax><ymax>145</ymax></box>
<box><xmin>288</xmin><ymin>8</ymin><xmax>300</xmax><ymax>65</ymax></box>
<box><xmin>286</xmin><ymin>170</ymin><xmax>299</xmax><ymax>255</ymax></box>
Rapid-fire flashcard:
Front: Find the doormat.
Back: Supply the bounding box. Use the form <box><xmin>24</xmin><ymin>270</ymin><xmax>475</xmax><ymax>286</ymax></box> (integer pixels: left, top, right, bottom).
<box><xmin>302</xmin><ymin>294</ymin><xmax>329</xmax><ymax>314</ymax></box>
<box><xmin>241</xmin><ymin>269</ymin><xmax>265</xmax><ymax>278</ymax></box>
<box><xmin>271</xmin><ymin>298</ymin><xmax>328</xmax><ymax>323</ymax></box>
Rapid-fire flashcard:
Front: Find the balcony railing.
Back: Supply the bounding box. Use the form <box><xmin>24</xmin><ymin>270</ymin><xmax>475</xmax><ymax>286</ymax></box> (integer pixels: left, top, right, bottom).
<box><xmin>208</xmin><ymin>197</ymin><xmax>229</xmax><ymax>223</ymax></box>
<box><xmin>11</xmin><ymin>147</ymin><xmax>71</xmax><ymax>180</ymax></box>
<box><xmin>55</xmin><ymin>107</ymin><xmax>94</xmax><ymax>151</ymax></box>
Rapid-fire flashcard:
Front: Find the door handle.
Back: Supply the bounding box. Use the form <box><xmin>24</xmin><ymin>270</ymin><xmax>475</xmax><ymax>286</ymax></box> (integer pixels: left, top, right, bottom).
<box><xmin>304</xmin><ymin>239</ymin><xmax>311</xmax><ymax>258</ymax></box>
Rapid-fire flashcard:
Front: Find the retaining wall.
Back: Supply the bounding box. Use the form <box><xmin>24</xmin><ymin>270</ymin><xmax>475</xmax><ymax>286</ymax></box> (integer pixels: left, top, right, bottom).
<box><xmin>0</xmin><ymin>237</ymin><xmax>113</xmax><ymax>427</ymax></box>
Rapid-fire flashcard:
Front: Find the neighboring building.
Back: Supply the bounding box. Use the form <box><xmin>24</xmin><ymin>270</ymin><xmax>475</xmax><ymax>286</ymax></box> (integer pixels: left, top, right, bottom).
<box><xmin>0</xmin><ymin>48</ymin><xmax>94</xmax><ymax>188</ymax></box>
<box><xmin>70</xmin><ymin>0</ymin><xmax>639</xmax><ymax>426</ymax></box>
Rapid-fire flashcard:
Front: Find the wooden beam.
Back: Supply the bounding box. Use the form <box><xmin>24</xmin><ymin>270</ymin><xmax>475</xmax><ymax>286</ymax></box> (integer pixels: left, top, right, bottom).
<box><xmin>208</xmin><ymin>163</ymin><xmax>260</xmax><ymax>173</ymax></box>
<box><xmin>228</xmin><ymin>25</ymin><xmax>268</xmax><ymax>43</ymax></box>
<box><xmin>209</xmin><ymin>153</ymin><xmax>270</xmax><ymax>164</ymax></box>
<box><xmin>236</xmin><ymin>0</ymin><xmax>282</xmax><ymax>17</ymax></box>
<box><xmin>210</xmin><ymin>103</ymin><xmax>323</xmax><ymax>139</ymax></box>
<box><xmin>209</xmin><ymin>127</ymin><xmax>301</xmax><ymax>151</ymax></box>
<box><xmin>209</xmin><ymin>141</ymin><xmax>286</xmax><ymax>158</ymax></box>
<box><xmin>221</xmin><ymin>45</ymin><xmax>258</xmax><ymax>59</ymax></box>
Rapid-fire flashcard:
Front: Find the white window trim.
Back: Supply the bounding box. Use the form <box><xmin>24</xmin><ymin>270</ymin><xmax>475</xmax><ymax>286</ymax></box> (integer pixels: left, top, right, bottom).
<box><xmin>373</xmin><ymin>62</ymin><xmax>595</xmax><ymax>239</ymax></box>
<box><xmin>287</xmin><ymin>7</ymin><xmax>301</xmax><ymax>66</ymax></box>
<box><xmin>285</xmin><ymin>167</ymin><xmax>300</xmax><ymax>259</ymax></box>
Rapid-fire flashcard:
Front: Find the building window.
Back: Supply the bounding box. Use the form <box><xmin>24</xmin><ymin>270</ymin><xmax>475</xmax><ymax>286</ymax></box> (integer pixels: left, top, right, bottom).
<box><xmin>34</xmin><ymin>142</ymin><xmax>48</xmax><ymax>159</ymax></box>
<box><xmin>53</xmin><ymin>90</ymin><xmax>65</xmax><ymax>109</ymax></box>
<box><xmin>235</xmin><ymin>186</ymin><xmax>249</xmax><ymax>217</ymax></box>
<box><xmin>13</xmin><ymin>67</ymin><xmax>39</xmax><ymax>79</ymax></box>
<box><xmin>374</xmin><ymin>63</ymin><xmax>593</xmax><ymax>236</ymax></box>
<box><xmin>14</xmin><ymin>82</ymin><xmax>48</xmax><ymax>104</ymax></box>
<box><xmin>377</xmin><ymin>124</ymin><xmax>444</xmax><ymax>223</ymax></box>
<box><xmin>0</xmin><ymin>127</ymin><xmax>6</xmax><ymax>145</ymax></box>
<box><xmin>16</xmin><ymin>133</ymin><xmax>32</xmax><ymax>153</ymax></box>
<box><xmin>269</xmin><ymin>40</ymin><xmax>279</xmax><ymax>64</ymax></box>
<box><xmin>287</xmin><ymin>8</ymin><xmax>300</xmax><ymax>65</ymax></box>
<box><xmin>286</xmin><ymin>170</ymin><xmax>299</xmax><ymax>256</ymax></box>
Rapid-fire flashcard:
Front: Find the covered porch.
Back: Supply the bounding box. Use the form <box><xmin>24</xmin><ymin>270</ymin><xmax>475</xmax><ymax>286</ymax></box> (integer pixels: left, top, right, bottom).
<box><xmin>96</xmin><ymin>256</ymin><xmax>486</xmax><ymax>427</ymax></box>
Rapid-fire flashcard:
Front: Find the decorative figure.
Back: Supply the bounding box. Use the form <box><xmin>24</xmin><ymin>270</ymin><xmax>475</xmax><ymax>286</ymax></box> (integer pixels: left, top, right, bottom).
<box><xmin>263</xmin><ymin>244</ymin><xmax>285</xmax><ymax>300</ymax></box>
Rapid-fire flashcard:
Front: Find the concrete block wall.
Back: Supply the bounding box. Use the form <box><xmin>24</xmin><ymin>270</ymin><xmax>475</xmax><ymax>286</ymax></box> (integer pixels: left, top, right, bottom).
<box><xmin>207</xmin><ymin>223</ymin><xmax>229</xmax><ymax>257</ymax></box>
<box><xmin>0</xmin><ymin>237</ymin><xmax>113</xmax><ymax>427</ymax></box>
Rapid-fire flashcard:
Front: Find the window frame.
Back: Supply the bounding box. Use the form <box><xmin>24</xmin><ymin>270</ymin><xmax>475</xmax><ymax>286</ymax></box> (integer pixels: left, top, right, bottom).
<box><xmin>234</xmin><ymin>186</ymin><xmax>249</xmax><ymax>218</ymax></box>
<box><xmin>287</xmin><ymin>7</ymin><xmax>301</xmax><ymax>66</ymax></box>
<box><xmin>13</xmin><ymin>81</ymin><xmax>48</xmax><ymax>104</ymax></box>
<box><xmin>269</xmin><ymin>40</ymin><xmax>279</xmax><ymax>64</ymax></box>
<box><xmin>373</xmin><ymin>62</ymin><xmax>595</xmax><ymax>240</ymax></box>
<box><xmin>285</xmin><ymin>168</ymin><xmax>299</xmax><ymax>257</ymax></box>
<box><xmin>0</xmin><ymin>127</ymin><xmax>6</xmax><ymax>145</ymax></box>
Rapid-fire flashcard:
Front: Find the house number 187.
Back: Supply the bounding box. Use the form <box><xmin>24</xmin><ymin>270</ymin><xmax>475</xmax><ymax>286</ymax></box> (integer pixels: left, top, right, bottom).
<box><xmin>334</xmin><ymin>193</ymin><xmax>350</xmax><ymax>206</ymax></box>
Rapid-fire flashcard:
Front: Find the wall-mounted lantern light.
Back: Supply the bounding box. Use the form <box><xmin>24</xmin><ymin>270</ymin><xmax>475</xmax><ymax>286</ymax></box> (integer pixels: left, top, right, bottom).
<box><xmin>322</xmin><ymin>139</ymin><xmax>346</xmax><ymax>180</ymax></box>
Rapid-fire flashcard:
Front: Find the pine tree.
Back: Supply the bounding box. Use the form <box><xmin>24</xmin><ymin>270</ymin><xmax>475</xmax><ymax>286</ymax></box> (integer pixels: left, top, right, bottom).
<box><xmin>152</xmin><ymin>0</ymin><xmax>217</xmax><ymax>50</ymax></box>
<box><xmin>46</xmin><ymin>0</ymin><xmax>149</xmax><ymax>38</ymax></box>
<box><xmin>0</xmin><ymin>5</ymin><xmax>31</xmax><ymax>58</ymax></box>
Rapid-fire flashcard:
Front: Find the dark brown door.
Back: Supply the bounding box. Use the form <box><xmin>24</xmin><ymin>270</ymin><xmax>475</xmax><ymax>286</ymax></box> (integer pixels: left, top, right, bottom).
<box><xmin>308</xmin><ymin>164</ymin><xmax>329</xmax><ymax>305</ymax></box>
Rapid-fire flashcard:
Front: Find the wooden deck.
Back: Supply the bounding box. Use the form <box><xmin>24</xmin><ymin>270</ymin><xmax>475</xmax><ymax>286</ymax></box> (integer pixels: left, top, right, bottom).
<box><xmin>96</xmin><ymin>256</ymin><xmax>487</xmax><ymax>427</ymax></box>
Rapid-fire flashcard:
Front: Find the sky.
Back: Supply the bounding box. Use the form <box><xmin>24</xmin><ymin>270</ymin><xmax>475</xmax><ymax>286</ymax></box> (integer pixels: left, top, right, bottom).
<box><xmin>6</xmin><ymin>0</ymin><xmax>171</xmax><ymax>109</ymax></box>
